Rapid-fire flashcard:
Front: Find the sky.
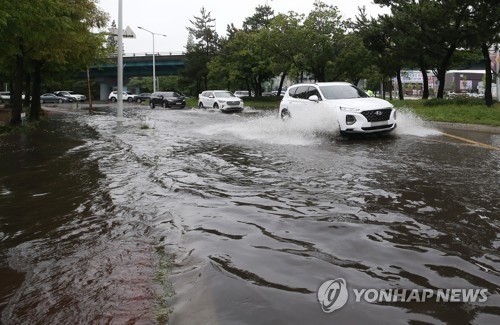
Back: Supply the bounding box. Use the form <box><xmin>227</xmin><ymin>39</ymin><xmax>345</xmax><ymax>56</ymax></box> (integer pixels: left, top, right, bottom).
<box><xmin>97</xmin><ymin>0</ymin><xmax>388</xmax><ymax>54</ymax></box>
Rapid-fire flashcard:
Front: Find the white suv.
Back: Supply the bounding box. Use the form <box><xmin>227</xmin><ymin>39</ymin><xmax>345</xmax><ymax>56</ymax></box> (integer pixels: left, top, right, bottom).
<box><xmin>279</xmin><ymin>82</ymin><xmax>396</xmax><ymax>136</ymax></box>
<box><xmin>198</xmin><ymin>90</ymin><xmax>244</xmax><ymax>112</ymax></box>
<box><xmin>108</xmin><ymin>91</ymin><xmax>141</xmax><ymax>102</ymax></box>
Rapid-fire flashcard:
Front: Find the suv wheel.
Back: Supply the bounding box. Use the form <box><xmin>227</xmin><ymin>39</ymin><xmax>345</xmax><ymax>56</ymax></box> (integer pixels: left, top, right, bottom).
<box><xmin>213</xmin><ymin>103</ymin><xmax>219</xmax><ymax>109</ymax></box>
<box><xmin>280</xmin><ymin>109</ymin><xmax>290</xmax><ymax>120</ymax></box>
<box><xmin>111</xmin><ymin>97</ymin><xmax>117</xmax><ymax>102</ymax></box>
<box><xmin>127</xmin><ymin>97</ymin><xmax>133</xmax><ymax>102</ymax></box>
<box><xmin>198</xmin><ymin>102</ymin><xmax>204</xmax><ymax>109</ymax></box>
<box><xmin>162</xmin><ymin>101</ymin><xmax>168</xmax><ymax>108</ymax></box>
<box><xmin>150</xmin><ymin>101</ymin><xmax>155</xmax><ymax>109</ymax></box>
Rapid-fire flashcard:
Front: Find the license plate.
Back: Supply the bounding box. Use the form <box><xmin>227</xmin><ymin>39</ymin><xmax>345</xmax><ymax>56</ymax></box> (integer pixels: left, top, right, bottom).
<box><xmin>371</xmin><ymin>121</ymin><xmax>388</xmax><ymax>127</ymax></box>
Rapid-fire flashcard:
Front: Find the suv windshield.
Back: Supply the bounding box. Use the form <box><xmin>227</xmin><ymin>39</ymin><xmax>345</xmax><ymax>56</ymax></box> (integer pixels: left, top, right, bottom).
<box><xmin>214</xmin><ymin>91</ymin><xmax>235</xmax><ymax>98</ymax></box>
<box><xmin>319</xmin><ymin>85</ymin><xmax>369</xmax><ymax>100</ymax></box>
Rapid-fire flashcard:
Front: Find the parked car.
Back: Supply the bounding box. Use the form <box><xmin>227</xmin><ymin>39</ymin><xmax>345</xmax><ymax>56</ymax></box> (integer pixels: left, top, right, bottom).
<box><xmin>271</xmin><ymin>90</ymin><xmax>286</xmax><ymax>96</ymax></box>
<box><xmin>54</xmin><ymin>91</ymin><xmax>75</xmax><ymax>102</ymax></box>
<box><xmin>149</xmin><ymin>92</ymin><xmax>186</xmax><ymax>109</ymax></box>
<box><xmin>40</xmin><ymin>93</ymin><xmax>69</xmax><ymax>103</ymax></box>
<box><xmin>0</xmin><ymin>91</ymin><xmax>10</xmax><ymax>103</ymax></box>
<box><xmin>139</xmin><ymin>93</ymin><xmax>151</xmax><ymax>101</ymax></box>
<box><xmin>198</xmin><ymin>90</ymin><xmax>244</xmax><ymax>112</ymax></box>
<box><xmin>54</xmin><ymin>91</ymin><xmax>86</xmax><ymax>102</ymax></box>
<box><xmin>1</xmin><ymin>92</ymin><xmax>27</xmax><ymax>103</ymax></box>
<box><xmin>108</xmin><ymin>91</ymin><xmax>141</xmax><ymax>102</ymax></box>
<box><xmin>279</xmin><ymin>82</ymin><xmax>397</xmax><ymax>136</ymax></box>
<box><xmin>234</xmin><ymin>90</ymin><xmax>253</xmax><ymax>98</ymax></box>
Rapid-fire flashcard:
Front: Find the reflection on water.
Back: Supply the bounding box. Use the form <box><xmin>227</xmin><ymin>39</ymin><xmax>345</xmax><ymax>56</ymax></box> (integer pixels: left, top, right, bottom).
<box><xmin>0</xmin><ymin>108</ymin><xmax>499</xmax><ymax>324</ymax></box>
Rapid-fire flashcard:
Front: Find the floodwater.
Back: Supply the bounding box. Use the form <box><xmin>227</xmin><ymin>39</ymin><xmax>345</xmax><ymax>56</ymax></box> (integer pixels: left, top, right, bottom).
<box><xmin>0</xmin><ymin>106</ymin><xmax>499</xmax><ymax>324</ymax></box>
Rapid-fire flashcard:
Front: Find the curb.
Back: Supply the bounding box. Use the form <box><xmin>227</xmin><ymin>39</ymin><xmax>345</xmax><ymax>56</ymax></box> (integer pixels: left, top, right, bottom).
<box><xmin>429</xmin><ymin>121</ymin><xmax>500</xmax><ymax>134</ymax></box>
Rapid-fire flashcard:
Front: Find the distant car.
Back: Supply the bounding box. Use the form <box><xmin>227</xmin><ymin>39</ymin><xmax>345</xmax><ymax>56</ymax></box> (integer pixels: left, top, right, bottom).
<box><xmin>1</xmin><ymin>92</ymin><xmax>28</xmax><ymax>103</ymax></box>
<box><xmin>40</xmin><ymin>93</ymin><xmax>68</xmax><ymax>103</ymax></box>
<box><xmin>139</xmin><ymin>93</ymin><xmax>151</xmax><ymax>101</ymax></box>
<box><xmin>279</xmin><ymin>82</ymin><xmax>397</xmax><ymax>136</ymax></box>
<box><xmin>198</xmin><ymin>90</ymin><xmax>244</xmax><ymax>112</ymax></box>
<box><xmin>0</xmin><ymin>91</ymin><xmax>10</xmax><ymax>103</ymax></box>
<box><xmin>234</xmin><ymin>90</ymin><xmax>252</xmax><ymax>98</ymax></box>
<box><xmin>108</xmin><ymin>91</ymin><xmax>141</xmax><ymax>102</ymax></box>
<box><xmin>149</xmin><ymin>92</ymin><xmax>186</xmax><ymax>109</ymax></box>
<box><xmin>54</xmin><ymin>91</ymin><xmax>86</xmax><ymax>102</ymax></box>
<box><xmin>271</xmin><ymin>90</ymin><xmax>286</xmax><ymax>96</ymax></box>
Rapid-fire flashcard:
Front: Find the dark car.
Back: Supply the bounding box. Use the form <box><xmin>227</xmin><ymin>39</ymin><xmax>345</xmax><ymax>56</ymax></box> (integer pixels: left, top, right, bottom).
<box><xmin>149</xmin><ymin>92</ymin><xmax>186</xmax><ymax>109</ymax></box>
<box><xmin>139</xmin><ymin>93</ymin><xmax>151</xmax><ymax>101</ymax></box>
<box><xmin>40</xmin><ymin>93</ymin><xmax>69</xmax><ymax>103</ymax></box>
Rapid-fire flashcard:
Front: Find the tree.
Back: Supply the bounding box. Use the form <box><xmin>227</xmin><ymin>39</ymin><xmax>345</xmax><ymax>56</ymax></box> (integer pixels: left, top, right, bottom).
<box><xmin>183</xmin><ymin>7</ymin><xmax>219</xmax><ymax>94</ymax></box>
<box><xmin>355</xmin><ymin>8</ymin><xmax>404</xmax><ymax>99</ymax></box>
<box><xmin>297</xmin><ymin>1</ymin><xmax>346</xmax><ymax>82</ymax></box>
<box><xmin>374</xmin><ymin>0</ymin><xmax>475</xmax><ymax>99</ymax></box>
<box><xmin>333</xmin><ymin>32</ymin><xmax>373</xmax><ymax>86</ymax></box>
<box><xmin>263</xmin><ymin>12</ymin><xmax>305</xmax><ymax>95</ymax></box>
<box><xmin>0</xmin><ymin>0</ymin><xmax>108</xmax><ymax>124</ymax></box>
<box><xmin>242</xmin><ymin>5</ymin><xmax>274</xmax><ymax>32</ymax></box>
<box><xmin>467</xmin><ymin>0</ymin><xmax>500</xmax><ymax>106</ymax></box>
<box><xmin>207</xmin><ymin>5</ymin><xmax>278</xmax><ymax>96</ymax></box>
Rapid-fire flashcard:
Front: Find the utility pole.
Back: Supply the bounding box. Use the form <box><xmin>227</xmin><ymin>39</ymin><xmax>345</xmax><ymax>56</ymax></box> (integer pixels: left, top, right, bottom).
<box><xmin>116</xmin><ymin>0</ymin><xmax>124</xmax><ymax>121</ymax></box>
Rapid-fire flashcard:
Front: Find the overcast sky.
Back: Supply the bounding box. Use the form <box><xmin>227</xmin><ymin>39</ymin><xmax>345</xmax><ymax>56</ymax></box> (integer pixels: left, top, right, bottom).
<box><xmin>97</xmin><ymin>0</ymin><xmax>387</xmax><ymax>54</ymax></box>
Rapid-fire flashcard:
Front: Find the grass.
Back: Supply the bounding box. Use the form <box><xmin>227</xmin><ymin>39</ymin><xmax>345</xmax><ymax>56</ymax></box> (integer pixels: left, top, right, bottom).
<box><xmin>390</xmin><ymin>98</ymin><xmax>500</xmax><ymax>126</ymax></box>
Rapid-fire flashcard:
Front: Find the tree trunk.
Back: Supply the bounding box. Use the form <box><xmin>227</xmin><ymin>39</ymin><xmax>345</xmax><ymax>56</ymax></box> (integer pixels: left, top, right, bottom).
<box><xmin>436</xmin><ymin>47</ymin><xmax>456</xmax><ymax>98</ymax></box>
<box><xmin>277</xmin><ymin>70</ymin><xmax>288</xmax><ymax>96</ymax></box>
<box><xmin>421</xmin><ymin>68</ymin><xmax>429</xmax><ymax>100</ymax></box>
<box><xmin>481</xmin><ymin>43</ymin><xmax>493</xmax><ymax>107</ymax></box>
<box><xmin>31</xmin><ymin>61</ymin><xmax>42</xmax><ymax>121</ymax></box>
<box><xmin>396</xmin><ymin>69</ymin><xmax>404</xmax><ymax>100</ymax></box>
<box><xmin>419</xmin><ymin>54</ymin><xmax>429</xmax><ymax>99</ymax></box>
<box><xmin>10</xmin><ymin>54</ymin><xmax>24</xmax><ymax>126</ymax></box>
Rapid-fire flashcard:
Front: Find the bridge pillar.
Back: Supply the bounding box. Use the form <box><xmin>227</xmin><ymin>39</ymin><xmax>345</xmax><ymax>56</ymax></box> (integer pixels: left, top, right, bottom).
<box><xmin>100</xmin><ymin>83</ymin><xmax>111</xmax><ymax>101</ymax></box>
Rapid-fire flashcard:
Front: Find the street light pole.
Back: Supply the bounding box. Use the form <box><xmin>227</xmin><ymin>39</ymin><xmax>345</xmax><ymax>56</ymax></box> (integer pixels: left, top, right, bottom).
<box><xmin>116</xmin><ymin>0</ymin><xmax>124</xmax><ymax>120</ymax></box>
<box><xmin>138</xmin><ymin>26</ymin><xmax>166</xmax><ymax>93</ymax></box>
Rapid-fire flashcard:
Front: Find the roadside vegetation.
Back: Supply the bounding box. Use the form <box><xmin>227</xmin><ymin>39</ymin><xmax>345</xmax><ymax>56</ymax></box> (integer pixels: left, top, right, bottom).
<box><xmin>391</xmin><ymin>99</ymin><xmax>500</xmax><ymax>126</ymax></box>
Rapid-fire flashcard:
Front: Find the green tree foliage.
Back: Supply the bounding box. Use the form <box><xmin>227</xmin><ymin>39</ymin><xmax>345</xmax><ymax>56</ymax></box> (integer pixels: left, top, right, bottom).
<box><xmin>182</xmin><ymin>7</ymin><xmax>219</xmax><ymax>95</ymax></box>
<box><xmin>208</xmin><ymin>5</ymin><xmax>276</xmax><ymax>96</ymax></box>
<box><xmin>178</xmin><ymin>0</ymin><xmax>498</xmax><ymax>105</ymax></box>
<box><xmin>373</xmin><ymin>0</ymin><xmax>499</xmax><ymax>102</ymax></box>
<box><xmin>296</xmin><ymin>1</ymin><xmax>345</xmax><ymax>82</ymax></box>
<box><xmin>263</xmin><ymin>12</ymin><xmax>305</xmax><ymax>95</ymax></box>
<box><xmin>0</xmin><ymin>0</ymin><xmax>108</xmax><ymax>124</ymax></box>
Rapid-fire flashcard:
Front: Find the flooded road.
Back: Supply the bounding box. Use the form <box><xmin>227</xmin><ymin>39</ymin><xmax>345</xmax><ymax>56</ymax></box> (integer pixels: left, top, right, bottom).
<box><xmin>1</xmin><ymin>106</ymin><xmax>499</xmax><ymax>324</ymax></box>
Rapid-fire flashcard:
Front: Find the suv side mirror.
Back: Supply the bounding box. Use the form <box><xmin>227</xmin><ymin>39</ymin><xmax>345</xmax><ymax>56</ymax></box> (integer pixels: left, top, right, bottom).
<box><xmin>308</xmin><ymin>95</ymin><xmax>319</xmax><ymax>102</ymax></box>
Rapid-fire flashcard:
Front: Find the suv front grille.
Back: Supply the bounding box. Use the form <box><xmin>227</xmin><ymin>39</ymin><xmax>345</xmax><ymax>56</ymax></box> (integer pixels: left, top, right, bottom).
<box><xmin>227</xmin><ymin>101</ymin><xmax>240</xmax><ymax>106</ymax></box>
<box><xmin>361</xmin><ymin>109</ymin><xmax>392</xmax><ymax>122</ymax></box>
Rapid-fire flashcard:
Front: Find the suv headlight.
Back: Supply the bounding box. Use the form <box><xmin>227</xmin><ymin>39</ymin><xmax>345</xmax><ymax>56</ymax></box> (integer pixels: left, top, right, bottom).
<box><xmin>340</xmin><ymin>107</ymin><xmax>361</xmax><ymax>112</ymax></box>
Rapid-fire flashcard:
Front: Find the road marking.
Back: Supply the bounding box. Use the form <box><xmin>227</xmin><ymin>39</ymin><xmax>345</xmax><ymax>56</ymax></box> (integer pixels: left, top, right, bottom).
<box><xmin>442</xmin><ymin>133</ymin><xmax>500</xmax><ymax>151</ymax></box>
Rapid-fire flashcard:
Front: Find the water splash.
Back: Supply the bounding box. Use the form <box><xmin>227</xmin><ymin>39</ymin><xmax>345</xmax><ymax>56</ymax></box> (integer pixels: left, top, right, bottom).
<box><xmin>394</xmin><ymin>108</ymin><xmax>441</xmax><ymax>137</ymax></box>
<box><xmin>198</xmin><ymin>110</ymin><xmax>339</xmax><ymax>146</ymax></box>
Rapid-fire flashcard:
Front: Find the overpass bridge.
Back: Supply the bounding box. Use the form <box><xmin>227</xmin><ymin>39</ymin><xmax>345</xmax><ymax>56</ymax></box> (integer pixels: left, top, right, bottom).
<box><xmin>89</xmin><ymin>52</ymin><xmax>185</xmax><ymax>100</ymax></box>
